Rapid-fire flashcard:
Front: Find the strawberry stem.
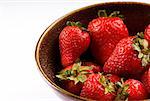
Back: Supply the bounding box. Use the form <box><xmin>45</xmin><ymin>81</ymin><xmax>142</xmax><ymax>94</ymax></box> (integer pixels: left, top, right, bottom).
<box><xmin>115</xmin><ymin>79</ymin><xmax>129</xmax><ymax>101</ymax></box>
<box><xmin>66</xmin><ymin>21</ymin><xmax>82</xmax><ymax>27</ymax></box>
<box><xmin>66</xmin><ymin>21</ymin><xmax>87</xmax><ymax>31</ymax></box>
<box><xmin>132</xmin><ymin>32</ymin><xmax>150</xmax><ymax>67</ymax></box>
<box><xmin>98</xmin><ymin>10</ymin><xmax>108</xmax><ymax>17</ymax></box>
<box><xmin>56</xmin><ymin>62</ymin><xmax>93</xmax><ymax>84</ymax></box>
<box><xmin>109</xmin><ymin>11</ymin><xmax>120</xmax><ymax>17</ymax></box>
<box><xmin>97</xmin><ymin>10</ymin><xmax>124</xmax><ymax>20</ymax></box>
<box><xmin>99</xmin><ymin>74</ymin><xmax>115</xmax><ymax>94</ymax></box>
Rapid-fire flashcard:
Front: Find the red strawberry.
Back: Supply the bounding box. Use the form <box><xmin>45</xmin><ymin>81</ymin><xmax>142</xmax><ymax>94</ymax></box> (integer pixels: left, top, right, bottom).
<box><xmin>115</xmin><ymin>79</ymin><xmax>148</xmax><ymax>100</ymax></box>
<box><xmin>56</xmin><ymin>62</ymin><xmax>100</xmax><ymax>95</ymax></box>
<box><xmin>59</xmin><ymin>21</ymin><xmax>90</xmax><ymax>67</ymax></box>
<box><xmin>144</xmin><ymin>24</ymin><xmax>150</xmax><ymax>44</ymax></box>
<box><xmin>62</xmin><ymin>80</ymin><xmax>83</xmax><ymax>95</ymax></box>
<box><xmin>105</xmin><ymin>74</ymin><xmax>121</xmax><ymax>83</ymax></box>
<box><xmin>88</xmin><ymin>10</ymin><xmax>129</xmax><ymax>65</ymax></box>
<box><xmin>82</xmin><ymin>61</ymin><xmax>102</xmax><ymax>73</ymax></box>
<box><xmin>141</xmin><ymin>68</ymin><xmax>150</xmax><ymax>95</ymax></box>
<box><xmin>104</xmin><ymin>34</ymin><xmax>150</xmax><ymax>76</ymax></box>
<box><xmin>80</xmin><ymin>73</ymin><xmax>120</xmax><ymax>100</ymax></box>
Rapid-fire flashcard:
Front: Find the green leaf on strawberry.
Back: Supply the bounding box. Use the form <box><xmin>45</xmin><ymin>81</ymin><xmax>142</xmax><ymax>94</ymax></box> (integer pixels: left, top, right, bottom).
<box><xmin>77</xmin><ymin>74</ymin><xmax>87</xmax><ymax>83</ymax></box>
<box><xmin>115</xmin><ymin>80</ymin><xmax>129</xmax><ymax>101</ymax></box>
<box><xmin>97</xmin><ymin>10</ymin><xmax>108</xmax><ymax>17</ymax></box>
<box><xmin>66</xmin><ymin>21</ymin><xmax>87</xmax><ymax>31</ymax></box>
<box><xmin>132</xmin><ymin>32</ymin><xmax>150</xmax><ymax>66</ymax></box>
<box><xmin>98</xmin><ymin>9</ymin><xmax>124</xmax><ymax>20</ymax></box>
<box><xmin>99</xmin><ymin>74</ymin><xmax>115</xmax><ymax>94</ymax></box>
<box><xmin>56</xmin><ymin>62</ymin><xmax>93</xmax><ymax>85</ymax></box>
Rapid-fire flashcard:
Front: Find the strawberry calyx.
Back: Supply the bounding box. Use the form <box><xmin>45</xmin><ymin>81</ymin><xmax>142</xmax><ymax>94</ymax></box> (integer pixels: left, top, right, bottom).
<box><xmin>99</xmin><ymin>73</ymin><xmax>115</xmax><ymax>94</ymax></box>
<box><xmin>66</xmin><ymin>21</ymin><xmax>87</xmax><ymax>31</ymax></box>
<box><xmin>132</xmin><ymin>32</ymin><xmax>150</xmax><ymax>66</ymax></box>
<box><xmin>97</xmin><ymin>10</ymin><xmax>124</xmax><ymax>19</ymax></box>
<box><xmin>115</xmin><ymin>79</ymin><xmax>129</xmax><ymax>101</ymax></box>
<box><xmin>56</xmin><ymin>62</ymin><xmax>93</xmax><ymax>84</ymax></box>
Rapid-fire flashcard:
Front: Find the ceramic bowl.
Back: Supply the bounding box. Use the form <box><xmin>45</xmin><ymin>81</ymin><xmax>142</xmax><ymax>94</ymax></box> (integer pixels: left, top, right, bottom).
<box><xmin>35</xmin><ymin>2</ymin><xmax>150</xmax><ymax>101</ymax></box>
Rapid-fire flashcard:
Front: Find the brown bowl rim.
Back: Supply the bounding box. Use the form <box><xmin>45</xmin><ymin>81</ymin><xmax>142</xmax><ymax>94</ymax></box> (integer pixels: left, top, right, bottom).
<box><xmin>35</xmin><ymin>1</ymin><xmax>150</xmax><ymax>101</ymax></box>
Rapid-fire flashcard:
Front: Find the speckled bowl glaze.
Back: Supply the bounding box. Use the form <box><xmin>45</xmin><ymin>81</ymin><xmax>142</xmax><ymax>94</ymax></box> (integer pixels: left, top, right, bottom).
<box><xmin>35</xmin><ymin>2</ymin><xmax>150</xmax><ymax>101</ymax></box>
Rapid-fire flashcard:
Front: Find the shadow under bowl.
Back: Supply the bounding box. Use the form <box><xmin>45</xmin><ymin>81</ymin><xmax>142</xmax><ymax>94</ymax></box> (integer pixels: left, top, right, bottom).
<box><xmin>35</xmin><ymin>2</ymin><xmax>150</xmax><ymax>101</ymax></box>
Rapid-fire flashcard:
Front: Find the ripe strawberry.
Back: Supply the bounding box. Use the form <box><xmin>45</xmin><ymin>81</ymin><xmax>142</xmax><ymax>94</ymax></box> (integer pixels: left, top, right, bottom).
<box><xmin>105</xmin><ymin>74</ymin><xmax>121</xmax><ymax>83</ymax></box>
<box><xmin>80</xmin><ymin>73</ymin><xmax>120</xmax><ymax>100</ymax></box>
<box><xmin>82</xmin><ymin>61</ymin><xmax>102</xmax><ymax>73</ymax></box>
<box><xmin>141</xmin><ymin>68</ymin><xmax>150</xmax><ymax>95</ymax></box>
<box><xmin>144</xmin><ymin>24</ymin><xmax>150</xmax><ymax>44</ymax></box>
<box><xmin>62</xmin><ymin>80</ymin><xmax>83</xmax><ymax>95</ymax></box>
<box><xmin>88</xmin><ymin>10</ymin><xmax>129</xmax><ymax>65</ymax></box>
<box><xmin>56</xmin><ymin>62</ymin><xmax>100</xmax><ymax>95</ymax></box>
<box><xmin>115</xmin><ymin>79</ymin><xmax>148</xmax><ymax>100</ymax></box>
<box><xmin>59</xmin><ymin>21</ymin><xmax>90</xmax><ymax>67</ymax></box>
<box><xmin>104</xmin><ymin>33</ymin><xmax>150</xmax><ymax>76</ymax></box>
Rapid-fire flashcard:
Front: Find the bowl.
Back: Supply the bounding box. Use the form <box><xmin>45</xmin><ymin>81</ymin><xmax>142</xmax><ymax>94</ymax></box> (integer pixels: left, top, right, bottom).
<box><xmin>35</xmin><ymin>2</ymin><xmax>150</xmax><ymax>101</ymax></box>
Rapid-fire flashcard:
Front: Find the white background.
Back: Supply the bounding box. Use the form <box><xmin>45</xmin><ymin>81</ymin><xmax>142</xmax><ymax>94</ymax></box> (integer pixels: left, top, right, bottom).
<box><xmin>0</xmin><ymin>0</ymin><xmax>149</xmax><ymax>101</ymax></box>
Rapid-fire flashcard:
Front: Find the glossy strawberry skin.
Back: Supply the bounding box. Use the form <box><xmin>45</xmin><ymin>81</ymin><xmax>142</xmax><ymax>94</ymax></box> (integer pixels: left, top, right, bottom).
<box><xmin>124</xmin><ymin>79</ymin><xmax>148</xmax><ymax>100</ymax></box>
<box><xmin>144</xmin><ymin>24</ymin><xmax>150</xmax><ymax>44</ymax></box>
<box><xmin>59</xmin><ymin>26</ymin><xmax>90</xmax><ymax>67</ymax></box>
<box><xmin>80</xmin><ymin>74</ymin><xmax>120</xmax><ymax>101</ymax></box>
<box><xmin>88</xmin><ymin>17</ymin><xmax>129</xmax><ymax>65</ymax></box>
<box><xmin>63</xmin><ymin>80</ymin><xmax>83</xmax><ymax>95</ymax></box>
<box><xmin>106</xmin><ymin>74</ymin><xmax>121</xmax><ymax>83</ymax></box>
<box><xmin>103</xmin><ymin>36</ymin><xmax>144</xmax><ymax>76</ymax></box>
<box><xmin>82</xmin><ymin>61</ymin><xmax>102</xmax><ymax>73</ymax></box>
<box><xmin>141</xmin><ymin>68</ymin><xmax>150</xmax><ymax>94</ymax></box>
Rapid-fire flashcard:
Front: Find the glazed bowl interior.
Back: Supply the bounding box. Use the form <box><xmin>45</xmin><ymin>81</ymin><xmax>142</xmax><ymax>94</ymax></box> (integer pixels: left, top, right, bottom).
<box><xmin>35</xmin><ymin>2</ymin><xmax>150</xmax><ymax>100</ymax></box>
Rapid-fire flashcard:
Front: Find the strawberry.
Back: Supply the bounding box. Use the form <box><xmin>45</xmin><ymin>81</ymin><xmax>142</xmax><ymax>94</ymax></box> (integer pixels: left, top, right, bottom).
<box><xmin>105</xmin><ymin>74</ymin><xmax>121</xmax><ymax>83</ymax></box>
<box><xmin>115</xmin><ymin>79</ymin><xmax>148</xmax><ymax>100</ymax></box>
<box><xmin>62</xmin><ymin>80</ymin><xmax>83</xmax><ymax>95</ymax></box>
<box><xmin>59</xmin><ymin>21</ymin><xmax>90</xmax><ymax>67</ymax></box>
<box><xmin>144</xmin><ymin>24</ymin><xmax>150</xmax><ymax>44</ymax></box>
<box><xmin>104</xmin><ymin>32</ymin><xmax>150</xmax><ymax>76</ymax></box>
<box><xmin>88</xmin><ymin>10</ymin><xmax>129</xmax><ymax>65</ymax></box>
<box><xmin>141</xmin><ymin>67</ymin><xmax>150</xmax><ymax>95</ymax></box>
<box><xmin>82</xmin><ymin>61</ymin><xmax>102</xmax><ymax>73</ymax></box>
<box><xmin>56</xmin><ymin>62</ymin><xmax>100</xmax><ymax>95</ymax></box>
<box><xmin>80</xmin><ymin>73</ymin><xmax>120</xmax><ymax>100</ymax></box>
